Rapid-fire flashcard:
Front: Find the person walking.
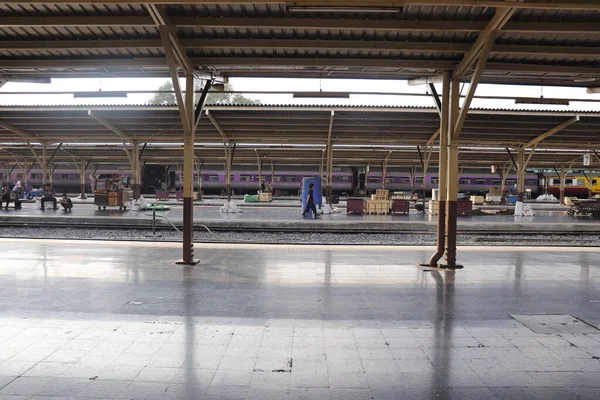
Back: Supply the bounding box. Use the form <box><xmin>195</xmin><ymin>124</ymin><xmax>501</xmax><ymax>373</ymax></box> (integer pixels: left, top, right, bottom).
<box><xmin>302</xmin><ymin>182</ymin><xmax>318</xmax><ymax>218</ymax></box>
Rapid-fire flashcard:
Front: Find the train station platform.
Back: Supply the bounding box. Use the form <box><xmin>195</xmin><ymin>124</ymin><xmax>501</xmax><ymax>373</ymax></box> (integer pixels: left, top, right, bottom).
<box><xmin>0</xmin><ymin>239</ymin><xmax>599</xmax><ymax>400</ymax></box>
<box><xmin>0</xmin><ymin>201</ymin><xmax>598</xmax><ymax>234</ymax></box>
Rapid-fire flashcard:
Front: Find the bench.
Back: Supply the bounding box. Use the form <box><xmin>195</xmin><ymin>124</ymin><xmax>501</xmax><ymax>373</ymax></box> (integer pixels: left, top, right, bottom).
<box><xmin>155</xmin><ymin>190</ymin><xmax>170</xmax><ymax>201</ymax></box>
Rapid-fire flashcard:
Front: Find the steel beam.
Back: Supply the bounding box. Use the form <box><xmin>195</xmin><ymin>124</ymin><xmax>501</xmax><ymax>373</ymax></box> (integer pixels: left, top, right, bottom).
<box><xmin>456</xmin><ymin>8</ymin><xmax>515</xmax><ymax>78</ymax></box>
<box><xmin>147</xmin><ymin>4</ymin><xmax>194</xmax><ymax>74</ymax></box>
<box><xmin>1</xmin><ymin>0</ymin><xmax>597</xmax><ymax>9</ymax></box>
<box><xmin>2</xmin><ymin>15</ymin><xmax>599</xmax><ymax>33</ymax></box>
<box><xmin>87</xmin><ymin>110</ymin><xmax>134</xmax><ymax>167</ymax></box>
<box><xmin>522</xmin><ymin>116</ymin><xmax>580</xmax><ymax>149</ymax></box>
<box><xmin>188</xmin><ymin>57</ymin><xmax>457</xmax><ymax>70</ymax></box>
<box><xmin>454</xmin><ymin>33</ymin><xmax>496</xmax><ymax>138</ymax></box>
<box><xmin>429</xmin><ymin>83</ymin><xmax>442</xmax><ymax>117</ymax></box>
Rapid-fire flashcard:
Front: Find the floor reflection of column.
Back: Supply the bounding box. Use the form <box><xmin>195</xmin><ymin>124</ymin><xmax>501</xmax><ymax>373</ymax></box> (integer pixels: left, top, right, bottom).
<box><xmin>430</xmin><ymin>270</ymin><xmax>455</xmax><ymax>398</ymax></box>
<box><xmin>183</xmin><ymin>266</ymin><xmax>198</xmax><ymax>396</ymax></box>
<box><xmin>514</xmin><ymin>252</ymin><xmax>523</xmax><ymax>295</ymax></box>
<box><xmin>322</xmin><ymin>250</ymin><xmax>332</xmax><ymax>318</ymax></box>
<box><xmin>579</xmin><ymin>252</ymin><xmax>590</xmax><ymax>290</ymax></box>
<box><xmin>42</xmin><ymin>246</ymin><xmax>48</xmax><ymax>282</ymax></box>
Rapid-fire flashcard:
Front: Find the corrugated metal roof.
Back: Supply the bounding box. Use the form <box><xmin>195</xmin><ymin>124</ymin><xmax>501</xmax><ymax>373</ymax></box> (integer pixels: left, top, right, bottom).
<box><xmin>0</xmin><ymin>103</ymin><xmax>599</xmax><ymax>115</ymax></box>
<box><xmin>1</xmin><ymin>2</ymin><xmax>599</xmax><ymax>86</ymax></box>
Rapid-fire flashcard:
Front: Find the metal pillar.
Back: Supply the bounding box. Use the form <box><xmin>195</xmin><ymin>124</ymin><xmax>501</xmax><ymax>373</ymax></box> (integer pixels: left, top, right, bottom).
<box><xmin>270</xmin><ymin>162</ymin><xmax>275</xmax><ymax>194</ymax></box>
<box><xmin>559</xmin><ymin>166</ymin><xmax>567</xmax><ymax>205</ymax></box>
<box><xmin>444</xmin><ymin>73</ymin><xmax>461</xmax><ymax>268</ymax></box>
<box><xmin>427</xmin><ymin>71</ymin><xmax>450</xmax><ymax>268</ymax></box>
<box><xmin>41</xmin><ymin>144</ymin><xmax>48</xmax><ymax>186</ymax></box>
<box><xmin>132</xmin><ymin>142</ymin><xmax>141</xmax><ymax>199</ymax></box>
<box><xmin>326</xmin><ymin>111</ymin><xmax>334</xmax><ymax>204</ymax></box>
<box><xmin>196</xmin><ymin>158</ymin><xmax>203</xmax><ymax>201</ymax></box>
<box><xmin>319</xmin><ymin>150</ymin><xmax>324</xmax><ymax>185</ymax></box>
<box><xmin>179</xmin><ymin>73</ymin><xmax>197</xmax><ymax>265</ymax></box>
<box><xmin>517</xmin><ymin>149</ymin><xmax>526</xmax><ymax>202</ymax></box>
<box><xmin>48</xmin><ymin>163</ymin><xmax>54</xmax><ymax>186</ymax></box>
<box><xmin>256</xmin><ymin>150</ymin><xmax>262</xmax><ymax>191</ymax></box>
<box><xmin>224</xmin><ymin>144</ymin><xmax>236</xmax><ymax>201</ymax></box>
<box><xmin>79</xmin><ymin>160</ymin><xmax>87</xmax><ymax>199</ymax></box>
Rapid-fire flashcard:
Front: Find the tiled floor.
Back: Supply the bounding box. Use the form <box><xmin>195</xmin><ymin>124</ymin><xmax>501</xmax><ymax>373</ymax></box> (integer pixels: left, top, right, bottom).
<box><xmin>0</xmin><ymin>239</ymin><xmax>599</xmax><ymax>399</ymax></box>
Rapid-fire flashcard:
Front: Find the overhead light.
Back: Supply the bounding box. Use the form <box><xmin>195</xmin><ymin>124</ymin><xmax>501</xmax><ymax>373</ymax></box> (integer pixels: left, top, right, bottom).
<box><xmin>408</xmin><ymin>75</ymin><xmax>444</xmax><ymax>86</ymax></box>
<box><xmin>574</xmin><ymin>78</ymin><xmax>596</xmax><ymax>83</ymax></box>
<box><xmin>293</xmin><ymin>91</ymin><xmax>350</xmax><ymax>99</ymax></box>
<box><xmin>287</xmin><ymin>6</ymin><xmax>402</xmax><ymax>13</ymax></box>
<box><xmin>515</xmin><ymin>97</ymin><xmax>569</xmax><ymax>106</ymax></box>
<box><xmin>1</xmin><ymin>75</ymin><xmax>51</xmax><ymax>84</ymax></box>
<box><xmin>211</xmin><ymin>83</ymin><xmax>226</xmax><ymax>92</ymax></box>
<box><xmin>73</xmin><ymin>91</ymin><xmax>128</xmax><ymax>98</ymax></box>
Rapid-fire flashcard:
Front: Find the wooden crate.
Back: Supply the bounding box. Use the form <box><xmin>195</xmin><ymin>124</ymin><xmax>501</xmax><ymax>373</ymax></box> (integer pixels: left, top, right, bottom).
<box><xmin>374</xmin><ymin>189</ymin><xmax>389</xmax><ymax>200</ymax></box>
<box><xmin>470</xmin><ymin>195</ymin><xmax>485</xmax><ymax>205</ymax></box>
<box><xmin>429</xmin><ymin>200</ymin><xmax>439</xmax><ymax>215</ymax></box>
<box><xmin>366</xmin><ymin>199</ymin><xmax>390</xmax><ymax>214</ymax></box>
<box><xmin>259</xmin><ymin>192</ymin><xmax>272</xmax><ymax>202</ymax></box>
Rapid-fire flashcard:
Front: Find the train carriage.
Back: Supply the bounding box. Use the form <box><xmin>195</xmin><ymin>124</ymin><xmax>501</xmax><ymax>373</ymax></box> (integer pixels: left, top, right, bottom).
<box><xmin>545</xmin><ymin>176</ymin><xmax>600</xmax><ymax>198</ymax></box>
<box><xmin>2</xmin><ymin>165</ymin><xmax>541</xmax><ymax>198</ymax></box>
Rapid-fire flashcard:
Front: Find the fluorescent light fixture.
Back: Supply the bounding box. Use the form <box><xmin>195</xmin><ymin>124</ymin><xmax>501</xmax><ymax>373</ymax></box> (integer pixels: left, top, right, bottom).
<box><xmin>73</xmin><ymin>91</ymin><xmax>128</xmax><ymax>98</ymax></box>
<box><xmin>293</xmin><ymin>91</ymin><xmax>350</xmax><ymax>99</ymax></box>
<box><xmin>287</xmin><ymin>6</ymin><xmax>402</xmax><ymax>13</ymax></box>
<box><xmin>574</xmin><ymin>78</ymin><xmax>596</xmax><ymax>83</ymax></box>
<box><xmin>2</xmin><ymin>76</ymin><xmax>51</xmax><ymax>84</ymax></box>
<box><xmin>515</xmin><ymin>97</ymin><xmax>569</xmax><ymax>106</ymax></box>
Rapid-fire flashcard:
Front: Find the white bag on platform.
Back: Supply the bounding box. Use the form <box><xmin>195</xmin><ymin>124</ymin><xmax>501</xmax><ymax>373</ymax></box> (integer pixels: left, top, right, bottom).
<box><xmin>34</xmin><ymin>199</ymin><xmax>42</xmax><ymax>210</ymax></box>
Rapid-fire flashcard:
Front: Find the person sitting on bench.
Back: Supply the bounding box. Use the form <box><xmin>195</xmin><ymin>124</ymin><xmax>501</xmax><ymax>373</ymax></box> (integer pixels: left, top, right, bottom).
<box><xmin>41</xmin><ymin>184</ymin><xmax>58</xmax><ymax>210</ymax></box>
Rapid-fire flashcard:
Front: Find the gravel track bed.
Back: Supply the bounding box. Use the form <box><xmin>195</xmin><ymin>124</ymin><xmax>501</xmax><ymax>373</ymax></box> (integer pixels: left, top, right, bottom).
<box><xmin>1</xmin><ymin>227</ymin><xmax>599</xmax><ymax>246</ymax></box>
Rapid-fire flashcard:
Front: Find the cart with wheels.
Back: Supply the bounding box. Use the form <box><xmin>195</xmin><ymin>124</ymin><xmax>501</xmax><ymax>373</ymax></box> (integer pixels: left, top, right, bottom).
<box><xmin>567</xmin><ymin>198</ymin><xmax>600</xmax><ymax>218</ymax></box>
<box><xmin>94</xmin><ymin>175</ymin><xmax>131</xmax><ymax>211</ymax></box>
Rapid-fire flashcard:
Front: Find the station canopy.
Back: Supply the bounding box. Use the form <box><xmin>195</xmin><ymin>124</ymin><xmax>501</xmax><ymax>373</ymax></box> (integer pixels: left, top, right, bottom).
<box><xmin>0</xmin><ymin>104</ymin><xmax>598</xmax><ymax>170</ymax></box>
<box><xmin>1</xmin><ymin>1</ymin><xmax>600</xmax><ymax>171</ymax></box>
<box><xmin>0</xmin><ymin>1</ymin><xmax>599</xmax><ymax>87</ymax></box>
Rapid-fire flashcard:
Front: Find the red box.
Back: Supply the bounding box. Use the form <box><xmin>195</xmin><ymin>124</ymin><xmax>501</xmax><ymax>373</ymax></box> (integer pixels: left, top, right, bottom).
<box><xmin>346</xmin><ymin>198</ymin><xmax>365</xmax><ymax>214</ymax></box>
<box><xmin>391</xmin><ymin>199</ymin><xmax>410</xmax><ymax>215</ymax></box>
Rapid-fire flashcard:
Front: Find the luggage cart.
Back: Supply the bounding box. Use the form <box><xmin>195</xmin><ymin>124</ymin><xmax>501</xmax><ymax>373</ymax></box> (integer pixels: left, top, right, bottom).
<box><xmin>94</xmin><ymin>176</ymin><xmax>132</xmax><ymax>211</ymax></box>
<box><xmin>567</xmin><ymin>198</ymin><xmax>600</xmax><ymax>218</ymax></box>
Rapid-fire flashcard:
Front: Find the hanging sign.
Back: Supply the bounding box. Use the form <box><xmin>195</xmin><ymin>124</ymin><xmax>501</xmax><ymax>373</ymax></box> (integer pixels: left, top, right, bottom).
<box><xmin>584</xmin><ymin>153</ymin><xmax>591</xmax><ymax>166</ymax></box>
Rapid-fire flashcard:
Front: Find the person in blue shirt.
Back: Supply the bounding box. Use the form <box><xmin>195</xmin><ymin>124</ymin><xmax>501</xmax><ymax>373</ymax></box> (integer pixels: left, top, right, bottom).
<box><xmin>302</xmin><ymin>183</ymin><xmax>318</xmax><ymax>218</ymax></box>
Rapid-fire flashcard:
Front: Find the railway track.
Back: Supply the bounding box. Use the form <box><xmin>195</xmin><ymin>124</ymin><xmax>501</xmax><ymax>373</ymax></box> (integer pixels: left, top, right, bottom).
<box><xmin>2</xmin><ymin>221</ymin><xmax>600</xmax><ymax>239</ymax></box>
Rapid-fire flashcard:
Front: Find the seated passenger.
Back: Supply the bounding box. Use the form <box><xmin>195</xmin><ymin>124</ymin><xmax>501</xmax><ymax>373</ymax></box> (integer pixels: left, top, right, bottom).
<box><xmin>41</xmin><ymin>184</ymin><xmax>58</xmax><ymax>210</ymax></box>
<box><xmin>10</xmin><ymin>181</ymin><xmax>22</xmax><ymax>209</ymax></box>
<box><xmin>60</xmin><ymin>193</ymin><xmax>73</xmax><ymax>212</ymax></box>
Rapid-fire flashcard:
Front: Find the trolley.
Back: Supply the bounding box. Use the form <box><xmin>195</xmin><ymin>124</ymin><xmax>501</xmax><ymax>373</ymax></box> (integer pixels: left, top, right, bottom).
<box><xmin>94</xmin><ymin>175</ymin><xmax>133</xmax><ymax>211</ymax></box>
<box><xmin>567</xmin><ymin>198</ymin><xmax>600</xmax><ymax>218</ymax></box>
